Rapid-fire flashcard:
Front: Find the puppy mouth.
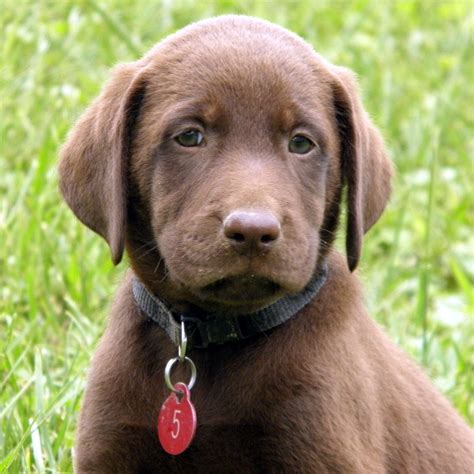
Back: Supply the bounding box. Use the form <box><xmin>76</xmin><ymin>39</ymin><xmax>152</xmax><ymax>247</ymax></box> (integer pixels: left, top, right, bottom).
<box><xmin>197</xmin><ymin>274</ymin><xmax>282</xmax><ymax>304</ymax></box>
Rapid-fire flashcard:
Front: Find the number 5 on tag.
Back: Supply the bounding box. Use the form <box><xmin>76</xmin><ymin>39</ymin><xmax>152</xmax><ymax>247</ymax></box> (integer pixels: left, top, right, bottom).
<box><xmin>158</xmin><ymin>382</ymin><xmax>197</xmax><ymax>455</ymax></box>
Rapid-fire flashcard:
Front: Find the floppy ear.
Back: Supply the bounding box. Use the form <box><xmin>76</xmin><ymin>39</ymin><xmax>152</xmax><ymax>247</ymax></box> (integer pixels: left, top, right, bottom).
<box><xmin>59</xmin><ymin>63</ymin><xmax>147</xmax><ymax>264</ymax></box>
<box><xmin>331</xmin><ymin>67</ymin><xmax>393</xmax><ymax>271</ymax></box>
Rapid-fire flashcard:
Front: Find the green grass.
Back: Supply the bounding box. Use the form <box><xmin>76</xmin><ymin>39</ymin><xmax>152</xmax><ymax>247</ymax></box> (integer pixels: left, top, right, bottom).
<box><xmin>1</xmin><ymin>0</ymin><xmax>473</xmax><ymax>471</ymax></box>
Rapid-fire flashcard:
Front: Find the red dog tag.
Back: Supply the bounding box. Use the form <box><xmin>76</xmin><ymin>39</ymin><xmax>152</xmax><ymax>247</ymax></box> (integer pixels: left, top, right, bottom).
<box><xmin>158</xmin><ymin>382</ymin><xmax>197</xmax><ymax>455</ymax></box>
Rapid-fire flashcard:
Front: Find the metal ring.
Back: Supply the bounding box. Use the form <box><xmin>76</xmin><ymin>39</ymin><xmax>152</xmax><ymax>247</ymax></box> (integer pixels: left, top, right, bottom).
<box><xmin>164</xmin><ymin>356</ymin><xmax>197</xmax><ymax>393</ymax></box>
<box><xmin>178</xmin><ymin>320</ymin><xmax>187</xmax><ymax>362</ymax></box>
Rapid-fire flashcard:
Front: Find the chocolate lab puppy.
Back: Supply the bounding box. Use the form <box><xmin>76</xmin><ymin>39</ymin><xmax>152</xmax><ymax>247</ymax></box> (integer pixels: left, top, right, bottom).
<box><xmin>59</xmin><ymin>15</ymin><xmax>473</xmax><ymax>473</ymax></box>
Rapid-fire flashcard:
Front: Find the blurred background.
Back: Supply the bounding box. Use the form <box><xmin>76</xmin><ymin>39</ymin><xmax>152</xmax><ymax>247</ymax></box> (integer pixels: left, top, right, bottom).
<box><xmin>1</xmin><ymin>0</ymin><xmax>472</xmax><ymax>471</ymax></box>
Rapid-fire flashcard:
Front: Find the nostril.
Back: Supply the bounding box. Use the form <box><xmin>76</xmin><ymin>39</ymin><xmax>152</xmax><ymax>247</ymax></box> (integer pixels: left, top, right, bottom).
<box><xmin>260</xmin><ymin>234</ymin><xmax>275</xmax><ymax>244</ymax></box>
<box><xmin>231</xmin><ymin>232</ymin><xmax>245</xmax><ymax>243</ymax></box>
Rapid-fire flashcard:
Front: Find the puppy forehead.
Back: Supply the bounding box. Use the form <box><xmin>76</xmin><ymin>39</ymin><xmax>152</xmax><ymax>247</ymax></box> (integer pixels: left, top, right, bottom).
<box><xmin>146</xmin><ymin>15</ymin><xmax>320</xmax><ymax>69</ymax></box>
<box><xmin>143</xmin><ymin>16</ymin><xmax>333</xmax><ymax>110</ymax></box>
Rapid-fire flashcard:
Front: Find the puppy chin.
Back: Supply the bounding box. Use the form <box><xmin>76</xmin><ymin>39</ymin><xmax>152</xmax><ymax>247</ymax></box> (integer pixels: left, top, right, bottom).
<box><xmin>189</xmin><ymin>289</ymin><xmax>285</xmax><ymax>316</ymax></box>
<box><xmin>168</xmin><ymin>263</ymin><xmax>317</xmax><ymax>316</ymax></box>
<box><xmin>162</xmin><ymin>241</ymin><xmax>319</xmax><ymax>313</ymax></box>
<box><xmin>195</xmin><ymin>274</ymin><xmax>282</xmax><ymax>303</ymax></box>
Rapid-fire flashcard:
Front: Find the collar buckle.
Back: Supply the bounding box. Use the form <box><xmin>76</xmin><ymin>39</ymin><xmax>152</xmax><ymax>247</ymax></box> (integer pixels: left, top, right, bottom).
<box><xmin>182</xmin><ymin>315</ymin><xmax>245</xmax><ymax>348</ymax></box>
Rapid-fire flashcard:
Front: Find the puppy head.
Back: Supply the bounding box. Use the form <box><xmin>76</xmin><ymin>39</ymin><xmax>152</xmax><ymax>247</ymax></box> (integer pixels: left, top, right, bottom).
<box><xmin>59</xmin><ymin>16</ymin><xmax>392</xmax><ymax>313</ymax></box>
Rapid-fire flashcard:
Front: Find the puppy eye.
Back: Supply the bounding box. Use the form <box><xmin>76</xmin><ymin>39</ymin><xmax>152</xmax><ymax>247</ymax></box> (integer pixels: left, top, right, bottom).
<box><xmin>175</xmin><ymin>129</ymin><xmax>204</xmax><ymax>147</ymax></box>
<box><xmin>289</xmin><ymin>135</ymin><xmax>315</xmax><ymax>155</ymax></box>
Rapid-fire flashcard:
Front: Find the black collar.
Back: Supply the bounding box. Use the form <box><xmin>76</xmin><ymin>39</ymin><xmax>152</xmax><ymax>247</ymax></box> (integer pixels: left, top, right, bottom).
<box><xmin>132</xmin><ymin>264</ymin><xmax>328</xmax><ymax>349</ymax></box>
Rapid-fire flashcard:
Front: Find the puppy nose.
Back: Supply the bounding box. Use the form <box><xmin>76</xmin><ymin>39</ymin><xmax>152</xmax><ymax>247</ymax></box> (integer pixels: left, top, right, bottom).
<box><xmin>223</xmin><ymin>210</ymin><xmax>281</xmax><ymax>255</ymax></box>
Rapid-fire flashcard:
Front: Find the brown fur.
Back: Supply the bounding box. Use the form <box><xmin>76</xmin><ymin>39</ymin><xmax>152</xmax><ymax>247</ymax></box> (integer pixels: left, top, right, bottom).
<box><xmin>59</xmin><ymin>16</ymin><xmax>473</xmax><ymax>473</ymax></box>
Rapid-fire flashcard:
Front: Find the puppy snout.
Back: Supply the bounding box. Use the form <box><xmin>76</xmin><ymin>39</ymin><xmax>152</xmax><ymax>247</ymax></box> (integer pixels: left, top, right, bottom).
<box><xmin>223</xmin><ymin>210</ymin><xmax>281</xmax><ymax>255</ymax></box>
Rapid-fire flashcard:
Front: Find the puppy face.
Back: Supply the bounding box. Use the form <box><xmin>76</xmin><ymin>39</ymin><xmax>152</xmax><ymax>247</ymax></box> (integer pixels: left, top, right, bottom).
<box><xmin>59</xmin><ymin>16</ymin><xmax>392</xmax><ymax>314</ymax></box>
<box><xmin>131</xmin><ymin>38</ymin><xmax>337</xmax><ymax>306</ymax></box>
